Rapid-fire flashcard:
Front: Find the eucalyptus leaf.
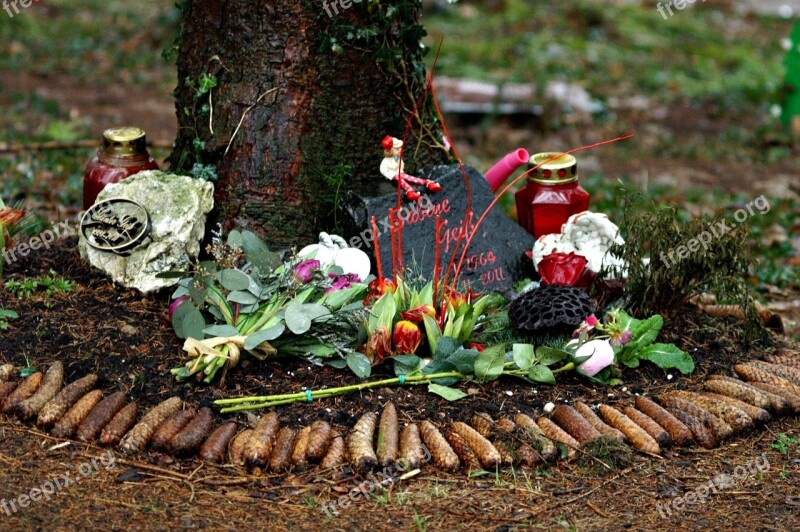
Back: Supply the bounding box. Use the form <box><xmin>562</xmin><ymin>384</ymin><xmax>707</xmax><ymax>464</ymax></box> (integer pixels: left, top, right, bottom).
<box><xmin>428</xmin><ymin>383</ymin><xmax>468</xmax><ymax>401</ymax></box>
<box><xmin>220</xmin><ymin>269</ymin><xmax>251</xmax><ymax>291</ymax></box>
<box><xmin>302</xmin><ymin>303</ymin><xmax>332</xmax><ymax>321</ymax></box>
<box><xmin>227</xmin><ymin>230</ymin><xmax>244</xmax><ymax>247</ymax></box>
<box><xmin>171</xmin><ymin>302</ymin><xmax>195</xmax><ymax>338</ymax></box>
<box><xmin>181</xmin><ymin>307</ymin><xmax>207</xmax><ymax>340</ymax></box>
<box><xmin>156</xmin><ymin>271</ymin><xmax>187</xmax><ymax>279</ymax></box>
<box><xmin>528</xmin><ymin>364</ymin><xmax>556</xmax><ymax>384</ymax></box>
<box><xmin>512</xmin><ymin>344</ymin><xmax>535</xmax><ymax>370</ymax></box>
<box><xmin>346</xmin><ymin>352</ymin><xmax>372</xmax><ymax>378</ymax></box>
<box><xmin>474</xmin><ymin>344</ymin><xmax>506</xmax><ymax>383</ymax></box>
<box><xmin>203</xmin><ymin>324</ymin><xmax>240</xmax><ymax>337</ymax></box>
<box><xmin>244</xmin><ymin>323</ymin><xmax>286</xmax><ymax>349</ymax></box>
<box><xmin>285</xmin><ymin>303</ymin><xmax>312</xmax><ymax>334</ymax></box>
<box><xmin>227</xmin><ymin>290</ymin><xmax>259</xmax><ymax>305</ymax></box>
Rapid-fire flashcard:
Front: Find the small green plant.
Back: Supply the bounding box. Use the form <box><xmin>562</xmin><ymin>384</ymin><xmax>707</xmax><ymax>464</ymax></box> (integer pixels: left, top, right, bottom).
<box><xmin>771</xmin><ymin>433</ymin><xmax>798</xmax><ymax>457</ymax></box>
<box><xmin>19</xmin><ymin>352</ymin><xmax>35</xmax><ymax>377</ymax></box>
<box><xmin>0</xmin><ymin>308</ymin><xmax>18</xmax><ymax>330</ymax></box>
<box><xmin>4</xmin><ymin>270</ymin><xmax>75</xmax><ymax>301</ymax></box>
<box><xmin>610</xmin><ymin>188</ymin><xmax>767</xmax><ymax>340</ymax></box>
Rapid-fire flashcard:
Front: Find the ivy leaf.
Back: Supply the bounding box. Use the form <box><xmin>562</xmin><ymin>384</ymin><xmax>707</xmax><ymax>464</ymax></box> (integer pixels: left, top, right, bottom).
<box><xmin>219</xmin><ymin>269</ymin><xmax>250</xmax><ymax>291</ymax></box>
<box><xmin>512</xmin><ymin>344</ymin><xmax>535</xmax><ymax>370</ymax></box>
<box><xmin>428</xmin><ymin>383</ymin><xmax>467</xmax><ymax>402</ymax></box>
<box><xmin>528</xmin><ymin>365</ymin><xmax>556</xmax><ymax>384</ymax></box>
<box><xmin>474</xmin><ymin>344</ymin><xmax>506</xmax><ymax>383</ymax></box>
<box><xmin>346</xmin><ymin>352</ymin><xmax>372</xmax><ymax>378</ymax></box>
<box><xmin>285</xmin><ymin>303</ymin><xmax>312</xmax><ymax>335</ymax></box>
<box><xmin>637</xmin><ymin>343</ymin><xmax>695</xmax><ymax>374</ymax></box>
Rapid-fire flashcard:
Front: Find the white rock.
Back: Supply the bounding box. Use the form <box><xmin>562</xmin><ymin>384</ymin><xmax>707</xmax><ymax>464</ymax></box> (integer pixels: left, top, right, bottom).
<box><xmin>79</xmin><ymin>170</ymin><xmax>214</xmax><ymax>293</ymax></box>
<box><xmin>543</xmin><ymin>402</ymin><xmax>555</xmax><ymax>413</ymax></box>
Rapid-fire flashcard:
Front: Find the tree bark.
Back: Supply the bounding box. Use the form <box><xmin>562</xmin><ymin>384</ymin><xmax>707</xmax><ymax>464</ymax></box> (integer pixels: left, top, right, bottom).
<box><xmin>169</xmin><ymin>0</ymin><xmax>445</xmax><ymax>247</ymax></box>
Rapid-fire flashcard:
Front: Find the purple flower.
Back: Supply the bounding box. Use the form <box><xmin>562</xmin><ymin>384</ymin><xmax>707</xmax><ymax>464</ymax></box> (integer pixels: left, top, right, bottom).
<box><xmin>293</xmin><ymin>259</ymin><xmax>321</xmax><ymax>283</ymax></box>
<box><xmin>168</xmin><ymin>295</ymin><xmax>189</xmax><ymax>318</ymax></box>
<box><xmin>325</xmin><ymin>272</ymin><xmax>361</xmax><ymax>294</ymax></box>
<box><xmin>610</xmin><ymin>329</ymin><xmax>633</xmax><ymax>347</ymax></box>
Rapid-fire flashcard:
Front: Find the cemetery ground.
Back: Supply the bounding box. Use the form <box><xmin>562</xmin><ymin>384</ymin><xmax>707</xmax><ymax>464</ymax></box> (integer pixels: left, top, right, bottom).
<box><xmin>1</xmin><ymin>1</ymin><xmax>799</xmax><ymax>530</ymax></box>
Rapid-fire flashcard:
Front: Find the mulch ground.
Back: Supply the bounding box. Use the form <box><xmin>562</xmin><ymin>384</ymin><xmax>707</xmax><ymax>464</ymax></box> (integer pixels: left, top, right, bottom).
<box><xmin>0</xmin><ymin>237</ymin><xmax>798</xmax><ymax>530</ymax></box>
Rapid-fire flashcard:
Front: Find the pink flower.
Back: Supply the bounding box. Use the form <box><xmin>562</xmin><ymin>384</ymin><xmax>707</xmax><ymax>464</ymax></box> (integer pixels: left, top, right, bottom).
<box><xmin>575</xmin><ymin>339</ymin><xmax>615</xmax><ymax>377</ymax></box>
<box><xmin>168</xmin><ymin>295</ymin><xmax>189</xmax><ymax>318</ymax></box>
<box><xmin>572</xmin><ymin>314</ymin><xmax>598</xmax><ymax>339</ymax></box>
<box><xmin>324</xmin><ymin>272</ymin><xmax>360</xmax><ymax>294</ymax></box>
<box><xmin>293</xmin><ymin>259</ymin><xmax>320</xmax><ymax>283</ymax></box>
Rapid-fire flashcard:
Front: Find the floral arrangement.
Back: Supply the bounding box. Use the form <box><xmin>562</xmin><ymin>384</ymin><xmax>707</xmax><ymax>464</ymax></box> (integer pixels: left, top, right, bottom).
<box><xmin>166</xmin><ymin>229</ymin><xmax>370</xmax><ymax>383</ymax></box>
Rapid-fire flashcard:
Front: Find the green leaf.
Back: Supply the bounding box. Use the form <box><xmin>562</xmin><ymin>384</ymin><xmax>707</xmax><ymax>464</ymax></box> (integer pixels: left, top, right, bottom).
<box><xmin>445</xmin><ymin>349</ymin><xmax>480</xmax><ymax>375</ymax></box>
<box><xmin>155</xmin><ymin>271</ymin><xmax>187</xmax><ymax>279</ymax></box>
<box><xmin>203</xmin><ymin>324</ymin><xmax>239</xmax><ymax>337</ymax></box>
<box><xmin>219</xmin><ymin>269</ymin><xmax>250</xmax><ymax>291</ymax></box>
<box><xmin>393</xmin><ymin>355</ymin><xmax>422</xmax><ymax>375</ymax></box>
<box><xmin>637</xmin><ymin>343</ymin><xmax>695</xmax><ymax>374</ymax></box>
<box><xmin>227</xmin><ymin>290</ymin><xmax>259</xmax><ymax>305</ymax></box>
<box><xmin>226</xmin><ymin>230</ymin><xmax>243</xmax><ymax>248</ymax></box>
<box><xmin>244</xmin><ymin>323</ymin><xmax>286</xmax><ymax>350</ymax></box>
<box><xmin>629</xmin><ymin>314</ymin><xmax>663</xmax><ymax>347</ymax></box>
<box><xmin>422</xmin><ymin>313</ymin><xmax>441</xmax><ymax>355</ymax></box>
<box><xmin>181</xmin><ymin>307</ymin><xmax>206</xmax><ymax>340</ymax></box>
<box><xmin>528</xmin><ymin>365</ymin><xmax>556</xmax><ymax>384</ymax></box>
<box><xmin>536</xmin><ymin>346</ymin><xmax>569</xmax><ymax>366</ymax></box>
<box><xmin>512</xmin><ymin>344</ymin><xmax>535</xmax><ymax>370</ymax></box>
<box><xmin>301</xmin><ymin>303</ymin><xmax>331</xmax><ymax>322</ymax></box>
<box><xmin>171</xmin><ymin>302</ymin><xmax>194</xmax><ymax>338</ymax></box>
<box><xmin>346</xmin><ymin>352</ymin><xmax>372</xmax><ymax>378</ymax></box>
<box><xmin>434</xmin><ymin>336</ymin><xmax>461</xmax><ymax>361</ymax></box>
<box><xmin>474</xmin><ymin>344</ymin><xmax>506</xmax><ymax>383</ymax></box>
<box><xmin>326</xmin><ymin>359</ymin><xmax>348</xmax><ymax>369</ymax></box>
<box><xmin>428</xmin><ymin>383</ymin><xmax>467</xmax><ymax>401</ymax></box>
<box><xmin>285</xmin><ymin>303</ymin><xmax>312</xmax><ymax>335</ymax></box>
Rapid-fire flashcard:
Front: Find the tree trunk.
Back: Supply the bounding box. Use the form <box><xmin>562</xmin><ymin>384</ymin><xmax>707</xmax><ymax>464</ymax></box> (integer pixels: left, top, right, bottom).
<box><xmin>169</xmin><ymin>0</ymin><xmax>445</xmax><ymax>247</ymax></box>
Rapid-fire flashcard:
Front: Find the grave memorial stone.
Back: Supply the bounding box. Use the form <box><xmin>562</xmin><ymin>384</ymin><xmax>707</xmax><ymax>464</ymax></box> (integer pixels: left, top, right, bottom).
<box><xmin>342</xmin><ymin>164</ymin><xmax>535</xmax><ymax>291</ymax></box>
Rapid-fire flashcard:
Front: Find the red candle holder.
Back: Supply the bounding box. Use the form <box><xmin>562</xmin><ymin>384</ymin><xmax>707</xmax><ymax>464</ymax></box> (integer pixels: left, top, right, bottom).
<box><xmin>514</xmin><ymin>152</ymin><xmax>589</xmax><ymax>238</ymax></box>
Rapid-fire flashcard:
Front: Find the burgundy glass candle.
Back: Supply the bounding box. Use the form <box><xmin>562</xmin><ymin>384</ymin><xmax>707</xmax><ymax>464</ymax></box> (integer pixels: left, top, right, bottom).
<box><xmin>83</xmin><ymin>127</ymin><xmax>159</xmax><ymax>209</ymax></box>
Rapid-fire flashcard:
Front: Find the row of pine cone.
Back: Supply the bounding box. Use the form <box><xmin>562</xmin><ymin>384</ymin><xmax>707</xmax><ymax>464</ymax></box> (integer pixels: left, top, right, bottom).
<box><xmin>0</xmin><ymin>350</ymin><xmax>798</xmax><ymax>474</ymax></box>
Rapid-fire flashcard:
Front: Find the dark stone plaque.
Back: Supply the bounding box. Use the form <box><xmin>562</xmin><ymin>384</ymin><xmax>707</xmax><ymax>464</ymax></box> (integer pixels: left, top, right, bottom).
<box><xmin>341</xmin><ymin>164</ymin><xmax>535</xmax><ymax>291</ymax></box>
<box><xmin>80</xmin><ymin>198</ymin><xmax>151</xmax><ymax>255</ymax></box>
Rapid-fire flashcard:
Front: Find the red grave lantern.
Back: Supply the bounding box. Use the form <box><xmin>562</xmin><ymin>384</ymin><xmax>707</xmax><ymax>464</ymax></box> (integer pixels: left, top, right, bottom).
<box><xmin>514</xmin><ymin>152</ymin><xmax>590</xmax><ymax>238</ymax></box>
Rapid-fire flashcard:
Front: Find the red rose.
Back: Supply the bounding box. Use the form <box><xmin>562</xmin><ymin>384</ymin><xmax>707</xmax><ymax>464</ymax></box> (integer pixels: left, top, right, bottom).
<box><xmin>537</xmin><ymin>252</ymin><xmax>595</xmax><ymax>289</ymax></box>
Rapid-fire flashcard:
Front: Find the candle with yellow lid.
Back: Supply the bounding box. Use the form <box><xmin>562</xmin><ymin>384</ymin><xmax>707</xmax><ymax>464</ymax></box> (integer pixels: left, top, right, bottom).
<box><xmin>83</xmin><ymin>127</ymin><xmax>159</xmax><ymax>209</ymax></box>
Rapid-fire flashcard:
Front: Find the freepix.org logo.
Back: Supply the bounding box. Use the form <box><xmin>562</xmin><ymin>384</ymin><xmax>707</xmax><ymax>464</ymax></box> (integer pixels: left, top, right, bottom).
<box><xmin>3</xmin><ymin>0</ymin><xmax>43</xmax><ymax>19</ymax></box>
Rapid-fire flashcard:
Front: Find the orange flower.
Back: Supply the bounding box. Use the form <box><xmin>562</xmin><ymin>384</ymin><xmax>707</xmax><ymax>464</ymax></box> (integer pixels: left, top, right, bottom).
<box><xmin>392</xmin><ymin>320</ymin><xmax>422</xmax><ymax>355</ymax></box>
<box><xmin>364</xmin><ymin>325</ymin><xmax>392</xmax><ymax>364</ymax></box>
<box><xmin>0</xmin><ymin>207</ymin><xmax>25</xmax><ymax>227</ymax></box>
<box><xmin>401</xmin><ymin>304</ymin><xmax>435</xmax><ymax>323</ymax></box>
<box><xmin>363</xmin><ymin>277</ymin><xmax>396</xmax><ymax>306</ymax></box>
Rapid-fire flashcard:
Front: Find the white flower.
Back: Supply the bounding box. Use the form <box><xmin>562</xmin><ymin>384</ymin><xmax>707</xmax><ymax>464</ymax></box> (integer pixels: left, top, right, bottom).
<box><xmin>575</xmin><ymin>339</ymin><xmax>615</xmax><ymax>377</ymax></box>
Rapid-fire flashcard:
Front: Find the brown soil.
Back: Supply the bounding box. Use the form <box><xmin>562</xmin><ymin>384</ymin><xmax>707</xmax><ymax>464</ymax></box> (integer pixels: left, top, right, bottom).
<box><xmin>0</xmin><ymin>238</ymin><xmax>798</xmax><ymax>531</ymax></box>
